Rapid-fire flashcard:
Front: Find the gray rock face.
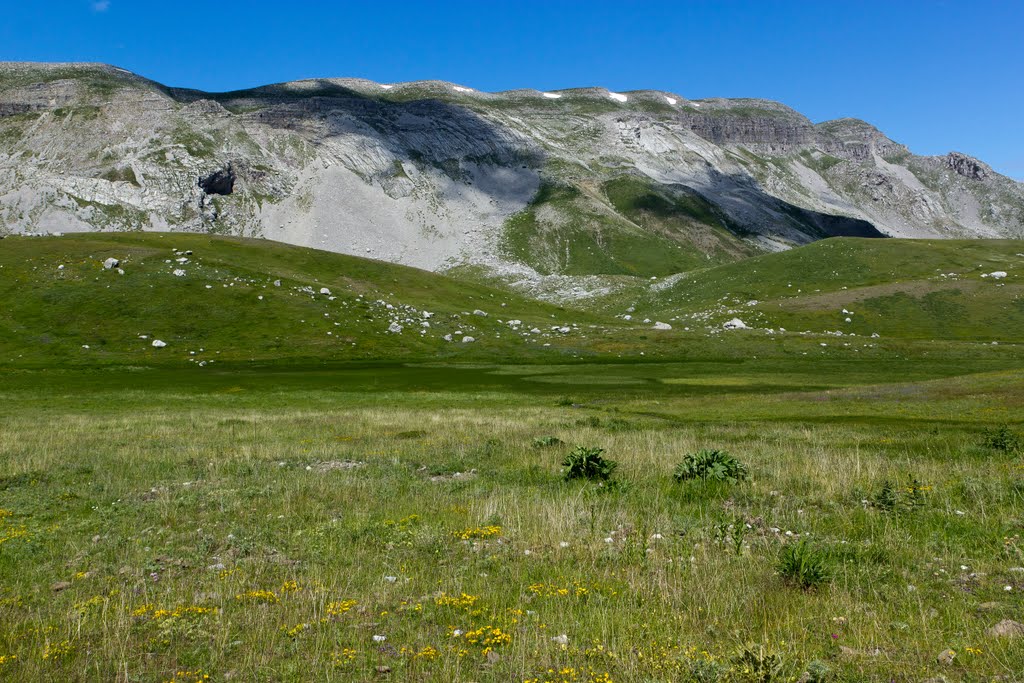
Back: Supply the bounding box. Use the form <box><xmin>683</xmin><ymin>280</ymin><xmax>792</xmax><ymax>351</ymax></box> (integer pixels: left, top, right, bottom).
<box><xmin>1</xmin><ymin>62</ymin><xmax>1022</xmax><ymax>284</ymax></box>
<box><xmin>944</xmin><ymin>152</ymin><xmax>990</xmax><ymax>180</ymax></box>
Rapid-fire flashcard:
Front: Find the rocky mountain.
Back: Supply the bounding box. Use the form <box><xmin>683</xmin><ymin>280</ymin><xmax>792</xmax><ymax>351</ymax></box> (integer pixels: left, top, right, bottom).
<box><xmin>2</xmin><ymin>62</ymin><xmax>1022</xmax><ymax>288</ymax></box>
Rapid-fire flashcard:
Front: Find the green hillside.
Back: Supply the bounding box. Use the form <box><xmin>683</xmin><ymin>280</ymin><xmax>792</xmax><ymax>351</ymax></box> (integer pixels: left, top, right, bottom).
<box><xmin>626</xmin><ymin>238</ymin><xmax>1024</xmax><ymax>342</ymax></box>
<box><xmin>2</xmin><ymin>234</ymin><xmax>1022</xmax><ymax>371</ymax></box>
<box><xmin>0</xmin><ymin>233</ymin><xmax>608</xmax><ymax>367</ymax></box>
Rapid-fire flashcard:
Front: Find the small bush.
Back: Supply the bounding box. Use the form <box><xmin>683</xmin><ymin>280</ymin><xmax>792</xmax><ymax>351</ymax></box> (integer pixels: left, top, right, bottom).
<box><xmin>801</xmin><ymin>660</ymin><xmax>832</xmax><ymax>683</ymax></box>
<box><xmin>777</xmin><ymin>540</ymin><xmax>830</xmax><ymax>590</ymax></box>
<box><xmin>562</xmin><ymin>446</ymin><xmax>617</xmax><ymax>482</ymax></box>
<box><xmin>732</xmin><ymin>645</ymin><xmax>782</xmax><ymax>683</ymax></box>
<box><xmin>674</xmin><ymin>449</ymin><xmax>749</xmax><ymax>484</ymax></box>
<box><xmin>982</xmin><ymin>425</ymin><xmax>1021</xmax><ymax>453</ymax></box>
<box><xmin>532</xmin><ymin>436</ymin><xmax>563</xmax><ymax>448</ymax></box>
<box><xmin>872</xmin><ymin>478</ymin><xmax>928</xmax><ymax>514</ymax></box>
<box><xmin>873</xmin><ymin>480</ymin><xmax>899</xmax><ymax>512</ymax></box>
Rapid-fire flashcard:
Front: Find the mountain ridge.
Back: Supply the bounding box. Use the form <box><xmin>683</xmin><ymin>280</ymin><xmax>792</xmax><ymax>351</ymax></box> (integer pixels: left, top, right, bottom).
<box><xmin>2</xmin><ymin>61</ymin><xmax>1021</xmax><ymax>295</ymax></box>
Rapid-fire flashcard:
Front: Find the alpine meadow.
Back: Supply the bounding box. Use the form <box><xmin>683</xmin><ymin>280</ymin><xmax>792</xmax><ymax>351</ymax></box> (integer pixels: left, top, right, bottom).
<box><xmin>1</xmin><ymin>14</ymin><xmax>1024</xmax><ymax>683</ymax></box>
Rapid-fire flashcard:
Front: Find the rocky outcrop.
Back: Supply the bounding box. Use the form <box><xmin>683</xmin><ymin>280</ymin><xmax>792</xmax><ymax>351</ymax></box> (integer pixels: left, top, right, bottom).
<box><xmin>944</xmin><ymin>152</ymin><xmax>990</xmax><ymax>180</ymax></box>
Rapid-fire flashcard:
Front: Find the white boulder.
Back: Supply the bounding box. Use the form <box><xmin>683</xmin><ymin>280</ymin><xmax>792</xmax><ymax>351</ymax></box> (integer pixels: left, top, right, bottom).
<box><xmin>723</xmin><ymin>318</ymin><xmax>749</xmax><ymax>330</ymax></box>
<box><xmin>151</xmin><ymin>339</ymin><xmax>167</xmax><ymax>348</ymax></box>
<box><xmin>652</xmin><ymin>321</ymin><xmax>672</xmax><ymax>330</ymax></box>
<box><xmin>103</xmin><ymin>257</ymin><xmax>119</xmax><ymax>270</ymax></box>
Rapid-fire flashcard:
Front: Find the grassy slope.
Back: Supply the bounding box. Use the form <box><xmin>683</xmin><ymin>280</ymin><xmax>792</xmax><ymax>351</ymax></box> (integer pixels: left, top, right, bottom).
<box><xmin>0</xmin><ymin>233</ymin><xmax>614</xmax><ymax>368</ymax></box>
<box><xmin>499</xmin><ymin>174</ymin><xmax>762</xmax><ymax>278</ymax></box>
<box><xmin>628</xmin><ymin>238</ymin><xmax>1024</xmax><ymax>342</ymax></box>
<box><xmin>2</xmin><ymin>234</ymin><xmax>1024</xmax><ymax>372</ymax></box>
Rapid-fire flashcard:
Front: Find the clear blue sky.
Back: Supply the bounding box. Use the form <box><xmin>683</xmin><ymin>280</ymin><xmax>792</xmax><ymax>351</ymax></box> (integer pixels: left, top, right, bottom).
<box><xmin>3</xmin><ymin>0</ymin><xmax>1022</xmax><ymax>178</ymax></box>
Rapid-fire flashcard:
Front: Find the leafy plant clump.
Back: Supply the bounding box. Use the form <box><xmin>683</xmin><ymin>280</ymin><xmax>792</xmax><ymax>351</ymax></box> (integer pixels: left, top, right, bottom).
<box><xmin>674</xmin><ymin>449</ymin><xmax>749</xmax><ymax>484</ymax></box>
<box><xmin>777</xmin><ymin>540</ymin><xmax>830</xmax><ymax>590</ymax></box>
<box><xmin>872</xmin><ymin>478</ymin><xmax>928</xmax><ymax>514</ymax></box>
<box><xmin>562</xmin><ymin>446</ymin><xmax>618</xmax><ymax>482</ymax></box>
<box><xmin>732</xmin><ymin>644</ymin><xmax>782</xmax><ymax>683</ymax></box>
<box><xmin>982</xmin><ymin>425</ymin><xmax>1022</xmax><ymax>453</ymax></box>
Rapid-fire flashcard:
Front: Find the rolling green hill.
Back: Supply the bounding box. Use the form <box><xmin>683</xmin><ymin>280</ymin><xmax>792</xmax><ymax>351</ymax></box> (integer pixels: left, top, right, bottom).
<box><xmin>0</xmin><ymin>233</ymin><xmax>611</xmax><ymax>367</ymax></box>
<box><xmin>1</xmin><ymin>234</ymin><xmax>1022</xmax><ymax>371</ymax></box>
<box><xmin>624</xmin><ymin>238</ymin><xmax>1024</xmax><ymax>342</ymax></box>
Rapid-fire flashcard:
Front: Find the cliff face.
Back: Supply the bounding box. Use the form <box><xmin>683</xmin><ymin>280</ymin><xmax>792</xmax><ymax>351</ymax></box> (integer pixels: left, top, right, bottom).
<box><xmin>1</xmin><ymin>62</ymin><xmax>1021</xmax><ymax>280</ymax></box>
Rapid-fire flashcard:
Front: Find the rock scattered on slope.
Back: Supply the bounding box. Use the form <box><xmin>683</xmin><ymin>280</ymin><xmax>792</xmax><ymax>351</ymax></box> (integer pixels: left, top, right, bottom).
<box><xmin>652</xmin><ymin>321</ymin><xmax>672</xmax><ymax>330</ymax></box>
<box><xmin>151</xmin><ymin>339</ymin><xmax>167</xmax><ymax>348</ymax></box>
<box><xmin>986</xmin><ymin>619</ymin><xmax>1024</xmax><ymax>638</ymax></box>
<box><xmin>723</xmin><ymin>318</ymin><xmax>749</xmax><ymax>330</ymax></box>
<box><xmin>981</xmin><ymin>271</ymin><xmax>1008</xmax><ymax>279</ymax></box>
<box><xmin>103</xmin><ymin>257</ymin><xmax>120</xmax><ymax>270</ymax></box>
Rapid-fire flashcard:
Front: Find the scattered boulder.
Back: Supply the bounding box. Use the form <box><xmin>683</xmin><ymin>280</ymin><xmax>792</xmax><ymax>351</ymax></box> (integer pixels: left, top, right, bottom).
<box><xmin>986</xmin><ymin>619</ymin><xmax>1024</xmax><ymax>638</ymax></box>
<box><xmin>936</xmin><ymin>648</ymin><xmax>956</xmax><ymax>666</ymax></box>
<box><xmin>723</xmin><ymin>318</ymin><xmax>749</xmax><ymax>330</ymax></box>
<box><xmin>652</xmin><ymin>321</ymin><xmax>672</xmax><ymax>330</ymax></box>
<box><xmin>103</xmin><ymin>257</ymin><xmax>120</xmax><ymax>270</ymax></box>
<box><xmin>462</xmin><ymin>336</ymin><xmax>476</xmax><ymax>343</ymax></box>
<box><xmin>319</xmin><ymin>287</ymin><xmax>331</xmax><ymax>295</ymax></box>
<box><xmin>172</xmin><ymin>269</ymin><xmax>186</xmax><ymax>277</ymax></box>
<box><xmin>387</xmin><ymin>322</ymin><xmax>403</xmax><ymax>334</ymax></box>
<box><xmin>311</xmin><ymin>460</ymin><xmax>365</xmax><ymax>473</ymax></box>
<box><xmin>151</xmin><ymin>339</ymin><xmax>167</xmax><ymax>348</ymax></box>
<box><xmin>981</xmin><ymin>271</ymin><xmax>1008</xmax><ymax>279</ymax></box>
<box><xmin>473</xmin><ymin>309</ymin><xmax>488</xmax><ymax>317</ymax></box>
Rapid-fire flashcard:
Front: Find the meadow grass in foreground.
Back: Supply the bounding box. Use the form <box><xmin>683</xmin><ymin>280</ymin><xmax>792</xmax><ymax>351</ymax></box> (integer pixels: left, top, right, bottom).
<box><xmin>0</xmin><ymin>362</ymin><xmax>1022</xmax><ymax>682</ymax></box>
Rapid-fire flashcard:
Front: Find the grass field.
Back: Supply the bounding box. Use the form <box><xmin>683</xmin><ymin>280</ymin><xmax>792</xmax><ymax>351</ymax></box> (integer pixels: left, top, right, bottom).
<box><xmin>1</xmin><ymin>235</ymin><xmax>1023</xmax><ymax>682</ymax></box>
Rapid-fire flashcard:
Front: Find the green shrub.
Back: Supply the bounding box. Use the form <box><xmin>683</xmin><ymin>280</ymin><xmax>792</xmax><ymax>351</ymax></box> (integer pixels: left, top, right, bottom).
<box><xmin>674</xmin><ymin>449</ymin><xmax>748</xmax><ymax>484</ymax></box>
<box><xmin>801</xmin><ymin>660</ymin><xmax>832</xmax><ymax>683</ymax></box>
<box><xmin>872</xmin><ymin>478</ymin><xmax>928</xmax><ymax>514</ymax></box>
<box><xmin>562</xmin><ymin>446</ymin><xmax>617</xmax><ymax>481</ymax></box>
<box><xmin>873</xmin><ymin>480</ymin><xmax>899</xmax><ymax>512</ymax></box>
<box><xmin>732</xmin><ymin>645</ymin><xmax>782</xmax><ymax>683</ymax></box>
<box><xmin>982</xmin><ymin>425</ymin><xmax>1021</xmax><ymax>453</ymax></box>
<box><xmin>777</xmin><ymin>540</ymin><xmax>830</xmax><ymax>590</ymax></box>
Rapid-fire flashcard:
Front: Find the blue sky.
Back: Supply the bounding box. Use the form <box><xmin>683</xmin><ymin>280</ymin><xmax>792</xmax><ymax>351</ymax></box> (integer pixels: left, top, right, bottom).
<box><xmin>3</xmin><ymin>1</ymin><xmax>1022</xmax><ymax>178</ymax></box>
